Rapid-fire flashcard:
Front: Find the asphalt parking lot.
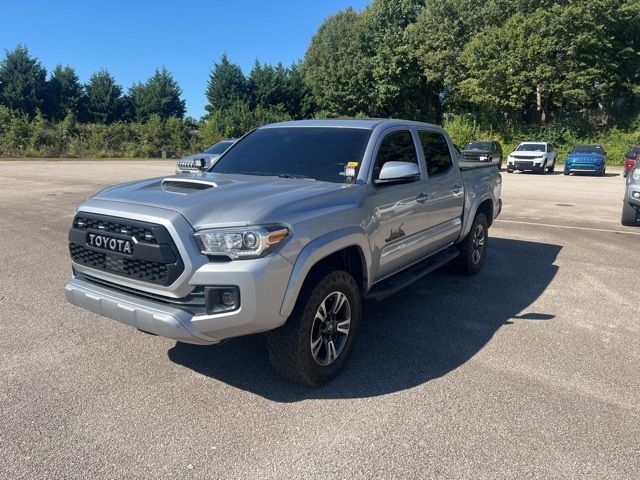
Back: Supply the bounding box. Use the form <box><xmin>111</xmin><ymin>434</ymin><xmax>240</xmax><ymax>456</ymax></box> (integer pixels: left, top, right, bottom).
<box><xmin>1</xmin><ymin>160</ymin><xmax>639</xmax><ymax>479</ymax></box>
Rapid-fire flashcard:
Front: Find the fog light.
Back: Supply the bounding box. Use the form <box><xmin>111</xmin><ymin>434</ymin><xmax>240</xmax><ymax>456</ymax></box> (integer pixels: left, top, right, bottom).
<box><xmin>205</xmin><ymin>286</ymin><xmax>240</xmax><ymax>314</ymax></box>
<box><xmin>633</xmin><ymin>192</ymin><xmax>640</xmax><ymax>199</ymax></box>
<box><xmin>221</xmin><ymin>290</ymin><xmax>237</xmax><ymax>307</ymax></box>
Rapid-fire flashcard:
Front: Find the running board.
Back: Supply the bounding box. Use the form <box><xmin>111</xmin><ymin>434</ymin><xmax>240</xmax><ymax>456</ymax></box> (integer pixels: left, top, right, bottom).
<box><xmin>365</xmin><ymin>247</ymin><xmax>459</xmax><ymax>301</ymax></box>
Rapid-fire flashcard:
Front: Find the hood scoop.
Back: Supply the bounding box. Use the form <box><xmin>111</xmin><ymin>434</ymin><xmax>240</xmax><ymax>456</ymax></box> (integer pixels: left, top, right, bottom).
<box><xmin>161</xmin><ymin>178</ymin><xmax>218</xmax><ymax>194</ymax></box>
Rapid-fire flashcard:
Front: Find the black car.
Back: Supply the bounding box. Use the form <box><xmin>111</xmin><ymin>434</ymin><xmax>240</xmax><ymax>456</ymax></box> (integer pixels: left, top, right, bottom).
<box><xmin>461</xmin><ymin>140</ymin><xmax>503</xmax><ymax>170</ymax></box>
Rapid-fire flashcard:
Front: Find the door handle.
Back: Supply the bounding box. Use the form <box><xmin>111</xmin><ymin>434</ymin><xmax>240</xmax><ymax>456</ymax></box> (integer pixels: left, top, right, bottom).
<box><xmin>452</xmin><ymin>184</ymin><xmax>463</xmax><ymax>194</ymax></box>
<box><xmin>416</xmin><ymin>192</ymin><xmax>430</xmax><ymax>203</ymax></box>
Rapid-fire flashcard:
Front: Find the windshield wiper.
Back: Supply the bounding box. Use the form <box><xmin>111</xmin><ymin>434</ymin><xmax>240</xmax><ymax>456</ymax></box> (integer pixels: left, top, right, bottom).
<box><xmin>277</xmin><ymin>173</ymin><xmax>314</xmax><ymax>180</ymax></box>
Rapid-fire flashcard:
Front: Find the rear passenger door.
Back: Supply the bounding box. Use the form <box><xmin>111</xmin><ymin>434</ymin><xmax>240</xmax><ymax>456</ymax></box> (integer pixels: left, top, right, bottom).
<box><xmin>418</xmin><ymin>130</ymin><xmax>465</xmax><ymax>253</ymax></box>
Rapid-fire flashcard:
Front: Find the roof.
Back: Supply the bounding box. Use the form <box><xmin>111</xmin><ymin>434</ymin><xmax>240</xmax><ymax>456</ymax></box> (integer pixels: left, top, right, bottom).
<box><xmin>259</xmin><ymin>118</ymin><xmax>441</xmax><ymax>131</ymax></box>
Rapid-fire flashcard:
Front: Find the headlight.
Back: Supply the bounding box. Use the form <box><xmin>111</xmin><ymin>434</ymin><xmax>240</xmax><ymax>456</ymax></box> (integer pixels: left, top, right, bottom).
<box><xmin>194</xmin><ymin>225</ymin><xmax>289</xmax><ymax>259</ymax></box>
<box><xmin>632</xmin><ymin>169</ymin><xmax>640</xmax><ymax>181</ymax></box>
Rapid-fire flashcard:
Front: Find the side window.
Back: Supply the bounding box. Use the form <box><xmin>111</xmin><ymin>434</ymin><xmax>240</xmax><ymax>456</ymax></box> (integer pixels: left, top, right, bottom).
<box><xmin>418</xmin><ymin>131</ymin><xmax>453</xmax><ymax>177</ymax></box>
<box><xmin>372</xmin><ymin>131</ymin><xmax>418</xmax><ymax>180</ymax></box>
<box><xmin>548</xmin><ymin>143</ymin><xmax>553</xmax><ymax>152</ymax></box>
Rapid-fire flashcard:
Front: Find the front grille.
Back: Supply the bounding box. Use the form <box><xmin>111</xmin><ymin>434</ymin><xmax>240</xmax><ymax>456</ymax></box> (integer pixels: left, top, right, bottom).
<box><xmin>69</xmin><ymin>213</ymin><xmax>184</xmax><ymax>286</ymax></box>
<box><xmin>74</xmin><ymin>216</ymin><xmax>156</xmax><ymax>243</ymax></box>
<box><xmin>514</xmin><ymin>161</ymin><xmax>534</xmax><ymax>169</ymax></box>
<box><xmin>462</xmin><ymin>152</ymin><xmax>481</xmax><ymax>162</ymax></box>
<box><xmin>70</xmin><ymin>244</ymin><xmax>168</xmax><ymax>283</ymax></box>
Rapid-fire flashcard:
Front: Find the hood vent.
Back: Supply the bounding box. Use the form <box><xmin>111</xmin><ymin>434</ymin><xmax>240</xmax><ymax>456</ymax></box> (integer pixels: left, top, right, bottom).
<box><xmin>161</xmin><ymin>178</ymin><xmax>218</xmax><ymax>194</ymax></box>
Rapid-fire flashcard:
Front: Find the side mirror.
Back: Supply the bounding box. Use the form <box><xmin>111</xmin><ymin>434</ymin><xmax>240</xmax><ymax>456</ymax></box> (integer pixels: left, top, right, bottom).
<box><xmin>376</xmin><ymin>161</ymin><xmax>421</xmax><ymax>184</ymax></box>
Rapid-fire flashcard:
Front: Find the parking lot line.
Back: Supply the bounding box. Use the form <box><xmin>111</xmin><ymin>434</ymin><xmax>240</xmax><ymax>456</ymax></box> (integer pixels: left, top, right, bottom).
<box><xmin>496</xmin><ymin>219</ymin><xmax>640</xmax><ymax>236</ymax></box>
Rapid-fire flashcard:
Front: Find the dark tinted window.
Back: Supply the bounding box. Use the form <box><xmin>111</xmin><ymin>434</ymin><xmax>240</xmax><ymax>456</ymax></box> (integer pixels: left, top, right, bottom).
<box><xmin>204</xmin><ymin>140</ymin><xmax>235</xmax><ymax>154</ymax></box>
<box><xmin>211</xmin><ymin>127</ymin><xmax>371</xmax><ymax>183</ymax></box>
<box><xmin>571</xmin><ymin>145</ymin><xmax>604</xmax><ymax>154</ymax></box>
<box><xmin>624</xmin><ymin>148</ymin><xmax>638</xmax><ymax>159</ymax></box>
<box><xmin>419</xmin><ymin>131</ymin><xmax>453</xmax><ymax>176</ymax></box>
<box><xmin>465</xmin><ymin>141</ymin><xmax>492</xmax><ymax>150</ymax></box>
<box><xmin>372</xmin><ymin>131</ymin><xmax>418</xmax><ymax>180</ymax></box>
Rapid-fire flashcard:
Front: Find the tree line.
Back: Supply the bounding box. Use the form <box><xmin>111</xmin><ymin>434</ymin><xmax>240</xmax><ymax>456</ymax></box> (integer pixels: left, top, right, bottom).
<box><xmin>0</xmin><ymin>0</ymin><xmax>639</xmax><ymax>159</ymax></box>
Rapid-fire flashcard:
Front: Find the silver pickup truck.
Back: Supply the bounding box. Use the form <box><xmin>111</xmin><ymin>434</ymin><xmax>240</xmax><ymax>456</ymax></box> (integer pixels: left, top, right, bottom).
<box><xmin>65</xmin><ymin>119</ymin><xmax>502</xmax><ymax>385</ymax></box>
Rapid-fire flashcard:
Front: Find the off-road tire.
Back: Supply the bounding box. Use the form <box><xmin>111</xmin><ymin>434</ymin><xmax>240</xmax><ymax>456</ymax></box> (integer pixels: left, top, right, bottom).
<box><xmin>451</xmin><ymin>213</ymin><xmax>489</xmax><ymax>276</ymax></box>
<box><xmin>267</xmin><ymin>268</ymin><xmax>361</xmax><ymax>386</ymax></box>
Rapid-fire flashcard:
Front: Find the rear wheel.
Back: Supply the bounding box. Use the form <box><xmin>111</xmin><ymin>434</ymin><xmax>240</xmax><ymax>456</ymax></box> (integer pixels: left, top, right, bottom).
<box><xmin>621</xmin><ymin>202</ymin><xmax>638</xmax><ymax>226</ymax></box>
<box><xmin>507</xmin><ymin>168</ymin><xmax>513</xmax><ymax>173</ymax></box>
<box><xmin>452</xmin><ymin>213</ymin><xmax>488</xmax><ymax>275</ymax></box>
<box><xmin>547</xmin><ymin>163</ymin><xmax>555</xmax><ymax>173</ymax></box>
<box><xmin>267</xmin><ymin>268</ymin><xmax>361</xmax><ymax>386</ymax></box>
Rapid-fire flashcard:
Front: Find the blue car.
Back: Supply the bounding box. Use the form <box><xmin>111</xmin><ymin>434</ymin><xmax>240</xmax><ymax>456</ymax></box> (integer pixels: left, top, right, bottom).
<box><xmin>564</xmin><ymin>144</ymin><xmax>607</xmax><ymax>176</ymax></box>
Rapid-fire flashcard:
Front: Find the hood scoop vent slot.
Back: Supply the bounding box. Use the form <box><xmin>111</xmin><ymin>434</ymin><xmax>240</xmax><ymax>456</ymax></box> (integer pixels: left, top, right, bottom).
<box><xmin>161</xmin><ymin>178</ymin><xmax>218</xmax><ymax>194</ymax></box>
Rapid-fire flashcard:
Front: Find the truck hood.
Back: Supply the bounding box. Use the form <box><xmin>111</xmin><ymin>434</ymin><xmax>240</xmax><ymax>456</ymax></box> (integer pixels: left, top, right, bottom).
<box><xmin>92</xmin><ymin>173</ymin><xmax>345</xmax><ymax>230</ymax></box>
<box><xmin>509</xmin><ymin>151</ymin><xmax>546</xmax><ymax>158</ymax></box>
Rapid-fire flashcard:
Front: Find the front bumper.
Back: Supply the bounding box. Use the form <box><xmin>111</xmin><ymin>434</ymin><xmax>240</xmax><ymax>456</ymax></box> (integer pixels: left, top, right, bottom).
<box><xmin>564</xmin><ymin>164</ymin><xmax>604</xmax><ymax>173</ymax></box>
<box><xmin>627</xmin><ymin>184</ymin><xmax>640</xmax><ymax>207</ymax></box>
<box><xmin>65</xmin><ymin>253</ymin><xmax>293</xmax><ymax>344</ymax></box>
<box><xmin>508</xmin><ymin>160</ymin><xmax>545</xmax><ymax>172</ymax></box>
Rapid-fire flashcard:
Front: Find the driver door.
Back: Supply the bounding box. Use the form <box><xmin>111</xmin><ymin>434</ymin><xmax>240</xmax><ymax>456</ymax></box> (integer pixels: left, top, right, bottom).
<box><xmin>369</xmin><ymin>129</ymin><xmax>431</xmax><ymax>282</ymax></box>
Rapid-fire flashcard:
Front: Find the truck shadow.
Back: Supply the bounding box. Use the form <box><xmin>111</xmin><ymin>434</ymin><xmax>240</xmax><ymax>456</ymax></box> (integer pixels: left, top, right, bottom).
<box><xmin>168</xmin><ymin>237</ymin><xmax>561</xmax><ymax>401</ymax></box>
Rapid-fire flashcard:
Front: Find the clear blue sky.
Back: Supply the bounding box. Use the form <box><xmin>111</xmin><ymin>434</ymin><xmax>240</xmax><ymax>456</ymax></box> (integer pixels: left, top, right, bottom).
<box><xmin>0</xmin><ymin>0</ymin><xmax>369</xmax><ymax>118</ymax></box>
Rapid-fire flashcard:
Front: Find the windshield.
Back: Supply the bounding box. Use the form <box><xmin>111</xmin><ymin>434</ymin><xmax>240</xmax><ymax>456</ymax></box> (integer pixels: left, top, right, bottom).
<box><xmin>204</xmin><ymin>140</ymin><xmax>235</xmax><ymax>155</ymax></box>
<box><xmin>465</xmin><ymin>141</ymin><xmax>492</xmax><ymax>150</ymax></box>
<box><xmin>211</xmin><ymin>127</ymin><xmax>372</xmax><ymax>183</ymax></box>
<box><xmin>571</xmin><ymin>145</ymin><xmax>604</xmax><ymax>155</ymax></box>
<box><xmin>516</xmin><ymin>143</ymin><xmax>546</xmax><ymax>152</ymax></box>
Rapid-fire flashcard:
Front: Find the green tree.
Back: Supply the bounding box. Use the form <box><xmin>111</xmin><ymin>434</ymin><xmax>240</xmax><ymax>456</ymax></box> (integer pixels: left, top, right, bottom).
<box><xmin>85</xmin><ymin>69</ymin><xmax>123</xmax><ymax>123</ymax></box>
<box><xmin>205</xmin><ymin>54</ymin><xmax>248</xmax><ymax>113</ymax></box>
<box><xmin>358</xmin><ymin>0</ymin><xmax>434</xmax><ymax>119</ymax></box>
<box><xmin>129</xmin><ymin>67</ymin><xmax>186</xmax><ymax>120</ymax></box>
<box><xmin>0</xmin><ymin>45</ymin><xmax>47</xmax><ymax>116</ymax></box>
<box><xmin>456</xmin><ymin>0</ymin><xmax>639</xmax><ymax>123</ymax></box>
<box><xmin>248</xmin><ymin>61</ymin><xmax>288</xmax><ymax>110</ymax></box>
<box><xmin>303</xmin><ymin>8</ymin><xmax>372</xmax><ymax>117</ymax></box>
<box><xmin>45</xmin><ymin>65</ymin><xmax>84</xmax><ymax>121</ymax></box>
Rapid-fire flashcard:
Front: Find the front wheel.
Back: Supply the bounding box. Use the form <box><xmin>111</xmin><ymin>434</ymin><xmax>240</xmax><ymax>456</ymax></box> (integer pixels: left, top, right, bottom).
<box><xmin>452</xmin><ymin>213</ymin><xmax>488</xmax><ymax>275</ymax></box>
<box><xmin>267</xmin><ymin>268</ymin><xmax>361</xmax><ymax>386</ymax></box>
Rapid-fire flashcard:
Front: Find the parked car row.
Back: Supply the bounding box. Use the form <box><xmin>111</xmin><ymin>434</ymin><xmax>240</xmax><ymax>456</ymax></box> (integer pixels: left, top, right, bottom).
<box><xmin>462</xmin><ymin>140</ymin><xmax>612</xmax><ymax>177</ymax></box>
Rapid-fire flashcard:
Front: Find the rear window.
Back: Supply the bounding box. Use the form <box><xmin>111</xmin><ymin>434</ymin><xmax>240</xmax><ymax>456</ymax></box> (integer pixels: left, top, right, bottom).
<box><xmin>419</xmin><ymin>131</ymin><xmax>453</xmax><ymax>176</ymax></box>
<box><xmin>211</xmin><ymin>127</ymin><xmax>372</xmax><ymax>183</ymax></box>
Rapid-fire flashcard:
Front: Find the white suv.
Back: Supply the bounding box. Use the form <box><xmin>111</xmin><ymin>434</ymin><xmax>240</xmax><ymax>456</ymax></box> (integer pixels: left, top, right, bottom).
<box><xmin>506</xmin><ymin>142</ymin><xmax>557</xmax><ymax>174</ymax></box>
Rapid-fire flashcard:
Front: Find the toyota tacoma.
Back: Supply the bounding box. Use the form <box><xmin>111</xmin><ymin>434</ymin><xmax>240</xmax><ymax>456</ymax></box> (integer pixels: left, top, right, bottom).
<box><xmin>65</xmin><ymin>119</ymin><xmax>502</xmax><ymax>385</ymax></box>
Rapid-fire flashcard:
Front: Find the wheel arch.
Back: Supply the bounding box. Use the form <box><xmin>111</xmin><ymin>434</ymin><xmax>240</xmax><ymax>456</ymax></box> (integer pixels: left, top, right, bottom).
<box><xmin>459</xmin><ymin>194</ymin><xmax>495</xmax><ymax>241</ymax></box>
<box><xmin>280</xmin><ymin>228</ymin><xmax>371</xmax><ymax>318</ymax></box>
